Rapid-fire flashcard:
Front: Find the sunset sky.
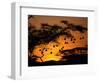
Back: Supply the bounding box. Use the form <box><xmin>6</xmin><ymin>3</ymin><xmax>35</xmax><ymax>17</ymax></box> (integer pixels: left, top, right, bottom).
<box><xmin>28</xmin><ymin>15</ymin><xmax>88</xmax><ymax>63</ymax></box>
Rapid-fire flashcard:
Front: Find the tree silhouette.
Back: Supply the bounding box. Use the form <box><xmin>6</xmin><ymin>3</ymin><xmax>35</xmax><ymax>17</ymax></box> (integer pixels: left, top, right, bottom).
<box><xmin>28</xmin><ymin>16</ymin><xmax>88</xmax><ymax>66</ymax></box>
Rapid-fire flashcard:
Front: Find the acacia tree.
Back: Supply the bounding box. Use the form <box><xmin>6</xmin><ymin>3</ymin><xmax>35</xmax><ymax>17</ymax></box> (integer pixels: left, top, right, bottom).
<box><xmin>28</xmin><ymin>16</ymin><xmax>87</xmax><ymax>64</ymax></box>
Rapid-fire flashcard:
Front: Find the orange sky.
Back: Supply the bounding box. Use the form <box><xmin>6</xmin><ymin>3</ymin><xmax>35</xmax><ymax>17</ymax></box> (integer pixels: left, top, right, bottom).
<box><xmin>28</xmin><ymin>15</ymin><xmax>88</xmax><ymax>62</ymax></box>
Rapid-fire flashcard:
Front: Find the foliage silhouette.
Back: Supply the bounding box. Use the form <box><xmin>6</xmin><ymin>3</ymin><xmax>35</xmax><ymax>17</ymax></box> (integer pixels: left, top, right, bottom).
<box><xmin>28</xmin><ymin>17</ymin><xmax>88</xmax><ymax>66</ymax></box>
